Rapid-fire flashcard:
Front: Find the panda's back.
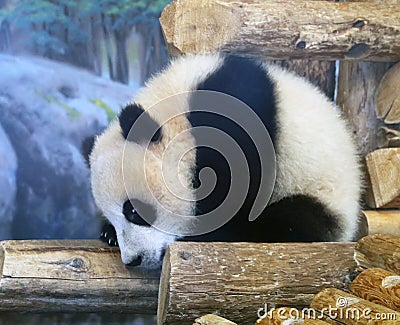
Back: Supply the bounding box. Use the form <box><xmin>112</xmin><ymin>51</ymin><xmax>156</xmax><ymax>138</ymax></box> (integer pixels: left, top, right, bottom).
<box><xmin>186</xmin><ymin>54</ymin><xmax>360</xmax><ymax>241</ymax></box>
<box><xmin>267</xmin><ymin>65</ymin><xmax>361</xmax><ymax>240</ymax></box>
<box><xmin>135</xmin><ymin>53</ymin><xmax>361</xmax><ymax>241</ymax></box>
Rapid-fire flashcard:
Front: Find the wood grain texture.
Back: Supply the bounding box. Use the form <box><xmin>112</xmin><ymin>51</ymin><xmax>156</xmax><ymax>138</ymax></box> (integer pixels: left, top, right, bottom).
<box><xmin>0</xmin><ymin>240</ymin><xmax>160</xmax><ymax>313</ymax></box>
<box><xmin>158</xmin><ymin>242</ymin><xmax>358</xmax><ymax>325</ymax></box>
<box><xmin>160</xmin><ymin>0</ymin><xmax>400</xmax><ymax>61</ymax></box>
<box><xmin>193</xmin><ymin>314</ymin><xmax>237</xmax><ymax>324</ymax></box>
<box><xmin>270</xmin><ymin>60</ymin><xmax>335</xmax><ymax>100</ymax></box>
<box><xmin>255</xmin><ymin>307</ymin><xmax>330</xmax><ymax>324</ymax></box>
<box><xmin>336</xmin><ymin>61</ymin><xmax>393</xmax><ymax>157</ymax></box>
<box><xmin>0</xmin><ymin>313</ymin><xmax>156</xmax><ymax>325</ymax></box>
<box><xmin>362</xmin><ymin>210</ymin><xmax>400</xmax><ymax>237</ymax></box>
<box><xmin>365</xmin><ymin>148</ymin><xmax>400</xmax><ymax>208</ymax></box>
<box><xmin>350</xmin><ymin>268</ymin><xmax>400</xmax><ymax>311</ymax></box>
<box><xmin>376</xmin><ymin>127</ymin><xmax>400</xmax><ymax>149</ymax></box>
<box><xmin>311</xmin><ymin>288</ymin><xmax>400</xmax><ymax>324</ymax></box>
<box><xmin>376</xmin><ymin>62</ymin><xmax>400</xmax><ymax>124</ymax></box>
<box><xmin>354</xmin><ymin>234</ymin><xmax>400</xmax><ymax>274</ymax></box>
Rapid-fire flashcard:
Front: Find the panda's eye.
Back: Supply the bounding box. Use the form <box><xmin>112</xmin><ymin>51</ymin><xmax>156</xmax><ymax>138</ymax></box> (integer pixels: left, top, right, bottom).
<box><xmin>122</xmin><ymin>200</ymin><xmax>152</xmax><ymax>227</ymax></box>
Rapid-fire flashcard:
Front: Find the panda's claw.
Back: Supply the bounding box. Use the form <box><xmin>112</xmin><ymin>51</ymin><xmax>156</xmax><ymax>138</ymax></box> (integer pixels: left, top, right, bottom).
<box><xmin>100</xmin><ymin>222</ymin><xmax>118</xmax><ymax>247</ymax></box>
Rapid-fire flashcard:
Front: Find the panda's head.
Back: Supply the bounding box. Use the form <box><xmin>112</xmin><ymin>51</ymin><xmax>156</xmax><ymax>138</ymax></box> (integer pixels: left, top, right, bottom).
<box><xmin>90</xmin><ymin>103</ymin><xmax>197</xmax><ymax>269</ymax></box>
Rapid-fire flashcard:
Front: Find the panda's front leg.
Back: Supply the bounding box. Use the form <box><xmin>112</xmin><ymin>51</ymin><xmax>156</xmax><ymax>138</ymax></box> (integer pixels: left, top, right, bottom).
<box><xmin>100</xmin><ymin>221</ymin><xmax>119</xmax><ymax>247</ymax></box>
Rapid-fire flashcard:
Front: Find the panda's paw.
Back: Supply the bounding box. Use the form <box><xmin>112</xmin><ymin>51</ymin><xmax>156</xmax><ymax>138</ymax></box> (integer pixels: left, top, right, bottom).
<box><xmin>100</xmin><ymin>222</ymin><xmax>119</xmax><ymax>247</ymax></box>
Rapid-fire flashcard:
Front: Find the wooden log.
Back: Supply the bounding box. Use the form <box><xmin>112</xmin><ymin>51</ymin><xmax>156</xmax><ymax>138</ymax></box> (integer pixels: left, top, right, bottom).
<box><xmin>311</xmin><ymin>288</ymin><xmax>400</xmax><ymax>324</ymax></box>
<box><xmin>160</xmin><ymin>0</ymin><xmax>400</xmax><ymax>61</ymax></box>
<box><xmin>255</xmin><ymin>307</ymin><xmax>331</xmax><ymax>324</ymax></box>
<box><xmin>362</xmin><ymin>210</ymin><xmax>400</xmax><ymax>237</ymax></box>
<box><xmin>157</xmin><ymin>242</ymin><xmax>358</xmax><ymax>325</ymax></box>
<box><xmin>0</xmin><ymin>240</ymin><xmax>160</xmax><ymax>313</ymax></box>
<box><xmin>0</xmin><ymin>313</ymin><xmax>156</xmax><ymax>324</ymax></box>
<box><xmin>350</xmin><ymin>268</ymin><xmax>400</xmax><ymax>311</ymax></box>
<box><xmin>270</xmin><ymin>60</ymin><xmax>335</xmax><ymax>100</ymax></box>
<box><xmin>376</xmin><ymin>62</ymin><xmax>400</xmax><ymax>124</ymax></box>
<box><xmin>354</xmin><ymin>234</ymin><xmax>400</xmax><ymax>274</ymax></box>
<box><xmin>193</xmin><ymin>314</ymin><xmax>237</xmax><ymax>324</ymax></box>
<box><xmin>336</xmin><ymin>61</ymin><xmax>393</xmax><ymax>157</ymax></box>
<box><xmin>365</xmin><ymin>148</ymin><xmax>400</xmax><ymax>208</ymax></box>
<box><xmin>376</xmin><ymin>127</ymin><xmax>400</xmax><ymax>149</ymax></box>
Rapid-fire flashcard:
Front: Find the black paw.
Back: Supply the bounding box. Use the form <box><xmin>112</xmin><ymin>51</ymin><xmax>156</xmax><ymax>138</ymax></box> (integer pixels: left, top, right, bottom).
<box><xmin>100</xmin><ymin>222</ymin><xmax>118</xmax><ymax>247</ymax></box>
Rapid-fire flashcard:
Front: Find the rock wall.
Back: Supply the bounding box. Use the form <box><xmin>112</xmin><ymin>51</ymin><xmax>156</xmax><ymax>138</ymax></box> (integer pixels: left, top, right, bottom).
<box><xmin>0</xmin><ymin>54</ymin><xmax>135</xmax><ymax>239</ymax></box>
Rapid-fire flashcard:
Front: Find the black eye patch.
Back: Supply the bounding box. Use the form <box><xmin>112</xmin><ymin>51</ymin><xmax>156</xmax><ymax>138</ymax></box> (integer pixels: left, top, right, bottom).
<box><xmin>122</xmin><ymin>199</ymin><xmax>157</xmax><ymax>227</ymax></box>
<box><xmin>119</xmin><ymin>104</ymin><xmax>162</xmax><ymax>143</ymax></box>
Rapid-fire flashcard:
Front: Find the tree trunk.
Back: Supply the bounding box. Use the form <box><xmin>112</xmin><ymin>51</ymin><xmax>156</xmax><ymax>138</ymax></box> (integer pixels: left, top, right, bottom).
<box><xmin>271</xmin><ymin>60</ymin><xmax>336</xmax><ymax>100</ymax></box>
<box><xmin>0</xmin><ymin>20</ymin><xmax>11</xmax><ymax>52</ymax></box>
<box><xmin>89</xmin><ymin>15</ymin><xmax>102</xmax><ymax>76</ymax></box>
<box><xmin>336</xmin><ymin>62</ymin><xmax>394</xmax><ymax>156</ymax></box>
<box><xmin>136</xmin><ymin>25</ymin><xmax>150</xmax><ymax>84</ymax></box>
<box><xmin>114</xmin><ymin>27</ymin><xmax>129</xmax><ymax>84</ymax></box>
<box><xmin>137</xmin><ymin>23</ymin><xmax>169</xmax><ymax>84</ymax></box>
<box><xmin>101</xmin><ymin>13</ymin><xmax>115</xmax><ymax>81</ymax></box>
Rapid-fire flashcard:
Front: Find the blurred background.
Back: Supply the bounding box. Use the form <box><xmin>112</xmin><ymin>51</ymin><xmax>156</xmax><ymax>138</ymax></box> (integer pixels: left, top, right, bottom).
<box><xmin>0</xmin><ymin>0</ymin><xmax>170</xmax><ymax>241</ymax></box>
<box><xmin>0</xmin><ymin>0</ymin><xmax>170</xmax><ymax>323</ymax></box>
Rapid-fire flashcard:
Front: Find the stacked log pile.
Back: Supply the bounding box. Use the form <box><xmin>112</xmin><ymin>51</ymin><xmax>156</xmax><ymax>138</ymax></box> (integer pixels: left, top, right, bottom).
<box><xmin>187</xmin><ymin>234</ymin><xmax>400</xmax><ymax>325</ymax></box>
<box><xmin>361</xmin><ymin>63</ymin><xmax>400</xmax><ymax>237</ymax></box>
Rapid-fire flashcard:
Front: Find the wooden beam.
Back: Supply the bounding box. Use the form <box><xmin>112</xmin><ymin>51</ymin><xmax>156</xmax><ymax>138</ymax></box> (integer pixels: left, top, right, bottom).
<box><xmin>0</xmin><ymin>240</ymin><xmax>160</xmax><ymax>313</ymax></box>
<box><xmin>158</xmin><ymin>242</ymin><xmax>358</xmax><ymax>325</ymax></box>
<box><xmin>160</xmin><ymin>0</ymin><xmax>400</xmax><ymax>61</ymax></box>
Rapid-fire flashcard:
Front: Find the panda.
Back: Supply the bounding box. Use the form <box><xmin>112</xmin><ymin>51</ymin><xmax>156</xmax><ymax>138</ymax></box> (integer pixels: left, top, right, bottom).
<box><xmin>89</xmin><ymin>53</ymin><xmax>364</xmax><ymax>269</ymax></box>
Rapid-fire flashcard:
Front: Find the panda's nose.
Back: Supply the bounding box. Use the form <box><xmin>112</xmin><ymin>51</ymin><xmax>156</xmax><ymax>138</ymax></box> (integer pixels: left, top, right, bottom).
<box><xmin>126</xmin><ymin>254</ymin><xmax>143</xmax><ymax>267</ymax></box>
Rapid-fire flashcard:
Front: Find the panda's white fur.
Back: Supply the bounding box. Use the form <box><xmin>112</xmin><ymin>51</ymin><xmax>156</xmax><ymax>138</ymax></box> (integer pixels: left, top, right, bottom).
<box><xmin>90</xmin><ymin>53</ymin><xmax>361</xmax><ymax>268</ymax></box>
<box><xmin>266</xmin><ymin>65</ymin><xmax>361</xmax><ymax>241</ymax></box>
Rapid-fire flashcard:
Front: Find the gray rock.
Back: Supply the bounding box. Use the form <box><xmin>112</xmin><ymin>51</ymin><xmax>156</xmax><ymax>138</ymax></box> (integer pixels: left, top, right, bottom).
<box><xmin>0</xmin><ymin>54</ymin><xmax>135</xmax><ymax>239</ymax></box>
<box><xmin>0</xmin><ymin>123</ymin><xmax>17</xmax><ymax>239</ymax></box>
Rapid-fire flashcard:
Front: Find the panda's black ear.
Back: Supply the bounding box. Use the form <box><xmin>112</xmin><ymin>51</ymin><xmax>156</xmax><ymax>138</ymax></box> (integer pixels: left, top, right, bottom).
<box><xmin>119</xmin><ymin>104</ymin><xmax>162</xmax><ymax>143</ymax></box>
<box><xmin>81</xmin><ymin>135</ymin><xmax>96</xmax><ymax>166</ymax></box>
